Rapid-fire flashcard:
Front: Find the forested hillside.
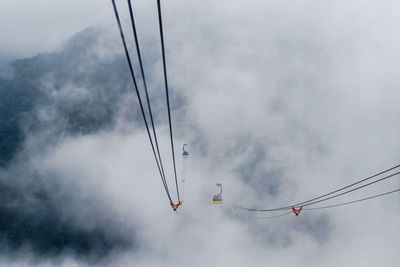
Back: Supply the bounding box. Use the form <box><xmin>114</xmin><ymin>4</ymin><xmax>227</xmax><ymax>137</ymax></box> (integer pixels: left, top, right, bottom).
<box><xmin>0</xmin><ymin>27</ymin><xmax>130</xmax><ymax>166</ymax></box>
<box><xmin>0</xmin><ymin>28</ymin><xmax>137</xmax><ymax>262</ymax></box>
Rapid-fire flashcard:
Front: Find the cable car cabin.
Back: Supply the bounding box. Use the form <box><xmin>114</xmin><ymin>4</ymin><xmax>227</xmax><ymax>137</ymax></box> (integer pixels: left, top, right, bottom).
<box><xmin>213</xmin><ymin>183</ymin><xmax>222</xmax><ymax>204</ymax></box>
<box><xmin>212</xmin><ymin>194</ymin><xmax>222</xmax><ymax>204</ymax></box>
<box><xmin>182</xmin><ymin>144</ymin><xmax>189</xmax><ymax>158</ymax></box>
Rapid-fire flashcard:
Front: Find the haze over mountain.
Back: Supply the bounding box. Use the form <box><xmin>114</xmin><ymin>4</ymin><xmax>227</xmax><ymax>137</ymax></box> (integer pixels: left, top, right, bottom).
<box><xmin>1</xmin><ymin>1</ymin><xmax>400</xmax><ymax>266</ymax></box>
<box><xmin>0</xmin><ymin>27</ymin><xmax>138</xmax><ymax>263</ymax></box>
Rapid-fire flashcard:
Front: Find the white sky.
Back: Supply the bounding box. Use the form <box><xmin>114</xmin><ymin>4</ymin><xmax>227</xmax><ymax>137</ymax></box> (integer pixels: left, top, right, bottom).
<box><xmin>0</xmin><ymin>0</ymin><xmax>112</xmax><ymax>59</ymax></box>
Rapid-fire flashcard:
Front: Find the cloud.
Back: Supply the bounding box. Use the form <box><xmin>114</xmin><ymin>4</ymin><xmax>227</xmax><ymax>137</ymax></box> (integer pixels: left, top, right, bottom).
<box><xmin>0</xmin><ymin>0</ymin><xmax>112</xmax><ymax>59</ymax></box>
<box><xmin>0</xmin><ymin>157</ymin><xmax>133</xmax><ymax>264</ymax></box>
<box><xmin>1</xmin><ymin>0</ymin><xmax>400</xmax><ymax>266</ymax></box>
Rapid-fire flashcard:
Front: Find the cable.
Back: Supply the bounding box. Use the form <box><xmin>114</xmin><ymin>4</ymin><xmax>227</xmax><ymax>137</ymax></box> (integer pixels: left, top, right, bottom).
<box><xmin>236</xmin><ymin>163</ymin><xmax>400</xmax><ymax>212</ymax></box>
<box><xmin>304</xmin><ymin>188</ymin><xmax>400</xmax><ymax>211</ymax></box>
<box><xmin>126</xmin><ymin>0</ymin><xmax>169</xmax><ymax>196</ymax></box>
<box><xmin>301</xmin><ymin>171</ymin><xmax>400</xmax><ymax>208</ymax></box>
<box><xmin>236</xmin><ymin>211</ymin><xmax>292</xmax><ymax>220</ymax></box>
<box><xmin>111</xmin><ymin>0</ymin><xmax>172</xmax><ymax>203</ymax></box>
<box><xmin>156</xmin><ymin>0</ymin><xmax>181</xmax><ymax>203</ymax></box>
<box><xmin>293</xmin><ymin>163</ymin><xmax>400</xmax><ymax>207</ymax></box>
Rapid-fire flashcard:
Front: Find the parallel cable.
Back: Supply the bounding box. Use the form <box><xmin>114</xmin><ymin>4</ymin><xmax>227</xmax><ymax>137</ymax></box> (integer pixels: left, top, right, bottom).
<box><xmin>301</xmin><ymin>171</ymin><xmax>400</xmax><ymax>208</ymax></box>
<box><xmin>293</xmin><ymin>163</ymin><xmax>400</xmax><ymax>208</ymax></box>
<box><xmin>236</xmin><ymin>163</ymin><xmax>400</xmax><ymax>212</ymax></box>
<box><xmin>156</xmin><ymin>0</ymin><xmax>181</xmax><ymax>202</ymax></box>
<box><xmin>126</xmin><ymin>0</ymin><xmax>169</xmax><ymax>197</ymax></box>
<box><xmin>304</xmin><ymin>188</ymin><xmax>400</xmax><ymax>211</ymax></box>
<box><xmin>111</xmin><ymin>0</ymin><xmax>172</xmax><ymax>202</ymax></box>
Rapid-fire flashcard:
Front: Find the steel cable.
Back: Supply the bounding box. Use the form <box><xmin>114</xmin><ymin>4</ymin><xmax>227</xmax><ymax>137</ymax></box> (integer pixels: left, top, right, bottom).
<box><xmin>236</xmin><ymin>163</ymin><xmax>400</xmax><ymax>212</ymax></box>
<box><xmin>301</xmin><ymin>171</ymin><xmax>400</xmax><ymax>208</ymax></box>
<box><xmin>304</xmin><ymin>188</ymin><xmax>400</xmax><ymax>211</ymax></box>
<box><xmin>156</xmin><ymin>0</ymin><xmax>181</xmax><ymax>202</ymax></box>
<box><xmin>126</xmin><ymin>0</ymin><xmax>170</xmax><ymax>198</ymax></box>
<box><xmin>111</xmin><ymin>0</ymin><xmax>172</xmax><ymax>202</ymax></box>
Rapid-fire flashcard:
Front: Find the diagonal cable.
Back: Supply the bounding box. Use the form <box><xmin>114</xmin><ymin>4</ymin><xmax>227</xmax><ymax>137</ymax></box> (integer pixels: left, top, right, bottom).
<box><xmin>156</xmin><ymin>0</ymin><xmax>180</xmax><ymax>202</ymax></box>
<box><xmin>301</xmin><ymin>171</ymin><xmax>400</xmax><ymax>208</ymax></box>
<box><xmin>126</xmin><ymin>0</ymin><xmax>169</xmax><ymax>197</ymax></box>
<box><xmin>236</xmin><ymin>163</ymin><xmax>400</xmax><ymax>212</ymax></box>
<box><xmin>304</xmin><ymin>187</ymin><xmax>400</xmax><ymax>211</ymax></box>
<box><xmin>111</xmin><ymin>0</ymin><xmax>172</xmax><ymax>202</ymax></box>
<box><xmin>292</xmin><ymin>163</ymin><xmax>400</xmax><ymax>208</ymax></box>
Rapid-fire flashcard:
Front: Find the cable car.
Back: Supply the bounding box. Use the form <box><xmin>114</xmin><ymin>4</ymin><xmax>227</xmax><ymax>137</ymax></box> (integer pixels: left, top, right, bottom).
<box><xmin>212</xmin><ymin>183</ymin><xmax>222</xmax><ymax>204</ymax></box>
<box><xmin>182</xmin><ymin>144</ymin><xmax>188</xmax><ymax>158</ymax></box>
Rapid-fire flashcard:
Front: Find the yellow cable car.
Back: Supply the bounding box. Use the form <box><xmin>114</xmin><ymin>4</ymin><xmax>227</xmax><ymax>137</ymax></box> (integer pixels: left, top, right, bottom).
<box><xmin>212</xmin><ymin>183</ymin><xmax>222</xmax><ymax>204</ymax></box>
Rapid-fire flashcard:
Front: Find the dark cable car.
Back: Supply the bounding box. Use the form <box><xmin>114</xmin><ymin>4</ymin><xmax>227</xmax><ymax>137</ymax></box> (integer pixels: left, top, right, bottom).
<box><xmin>182</xmin><ymin>144</ymin><xmax>189</xmax><ymax>158</ymax></box>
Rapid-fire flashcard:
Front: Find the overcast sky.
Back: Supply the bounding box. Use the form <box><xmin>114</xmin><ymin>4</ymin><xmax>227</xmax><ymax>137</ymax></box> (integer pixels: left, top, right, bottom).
<box><xmin>0</xmin><ymin>0</ymin><xmax>112</xmax><ymax>59</ymax></box>
<box><xmin>1</xmin><ymin>0</ymin><xmax>400</xmax><ymax>266</ymax></box>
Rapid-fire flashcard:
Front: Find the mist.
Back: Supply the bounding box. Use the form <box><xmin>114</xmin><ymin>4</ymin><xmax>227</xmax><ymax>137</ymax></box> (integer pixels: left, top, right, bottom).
<box><xmin>1</xmin><ymin>0</ymin><xmax>400</xmax><ymax>266</ymax></box>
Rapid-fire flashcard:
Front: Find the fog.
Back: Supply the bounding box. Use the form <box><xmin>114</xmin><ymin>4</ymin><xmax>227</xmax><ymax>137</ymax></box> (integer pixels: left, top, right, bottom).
<box><xmin>1</xmin><ymin>0</ymin><xmax>400</xmax><ymax>266</ymax></box>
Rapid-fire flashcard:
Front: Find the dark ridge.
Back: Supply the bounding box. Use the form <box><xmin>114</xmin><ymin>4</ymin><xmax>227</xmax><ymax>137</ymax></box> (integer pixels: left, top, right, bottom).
<box><xmin>0</xmin><ymin>168</ymin><xmax>134</xmax><ymax>263</ymax></box>
<box><xmin>0</xmin><ymin>27</ymin><xmax>130</xmax><ymax>167</ymax></box>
